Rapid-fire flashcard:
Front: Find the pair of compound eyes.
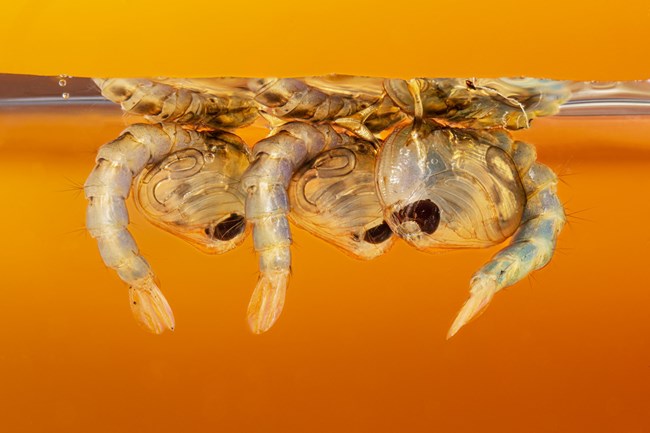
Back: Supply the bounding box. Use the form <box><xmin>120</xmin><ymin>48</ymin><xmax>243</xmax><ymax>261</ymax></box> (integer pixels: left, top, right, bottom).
<box><xmin>201</xmin><ymin>214</ymin><xmax>394</xmax><ymax>244</ymax></box>
<box><xmin>351</xmin><ymin>200</ymin><xmax>442</xmax><ymax>244</ymax></box>
<box><xmin>286</xmin><ymin>142</ymin><xmax>444</xmax><ymax>257</ymax></box>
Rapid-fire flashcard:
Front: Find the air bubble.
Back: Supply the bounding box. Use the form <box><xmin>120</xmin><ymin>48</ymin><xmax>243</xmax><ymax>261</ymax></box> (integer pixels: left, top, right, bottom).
<box><xmin>204</xmin><ymin>152</ymin><xmax>215</xmax><ymax>163</ymax></box>
<box><xmin>58</xmin><ymin>74</ymin><xmax>71</xmax><ymax>99</ymax></box>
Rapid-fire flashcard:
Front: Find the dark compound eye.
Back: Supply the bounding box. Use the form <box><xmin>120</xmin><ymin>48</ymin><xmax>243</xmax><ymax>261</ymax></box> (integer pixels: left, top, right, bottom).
<box><xmin>393</xmin><ymin>199</ymin><xmax>440</xmax><ymax>234</ymax></box>
<box><xmin>205</xmin><ymin>214</ymin><xmax>246</xmax><ymax>241</ymax></box>
<box><xmin>363</xmin><ymin>222</ymin><xmax>393</xmax><ymax>244</ymax></box>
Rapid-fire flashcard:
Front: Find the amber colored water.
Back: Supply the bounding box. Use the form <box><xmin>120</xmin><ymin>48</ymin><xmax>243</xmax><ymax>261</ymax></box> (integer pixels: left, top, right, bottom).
<box><xmin>0</xmin><ymin>105</ymin><xmax>649</xmax><ymax>432</ymax></box>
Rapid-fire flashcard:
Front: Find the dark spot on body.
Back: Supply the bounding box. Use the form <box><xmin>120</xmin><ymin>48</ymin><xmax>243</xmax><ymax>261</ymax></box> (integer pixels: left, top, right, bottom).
<box><xmin>466</xmin><ymin>80</ymin><xmax>476</xmax><ymax>90</ymax></box>
<box><xmin>363</xmin><ymin>222</ymin><xmax>393</xmax><ymax>244</ymax></box>
<box><xmin>393</xmin><ymin>199</ymin><xmax>440</xmax><ymax>234</ymax></box>
<box><xmin>135</xmin><ymin>101</ymin><xmax>161</xmax><ymax>115</ymax></box>
<box><xmin>286</xmin><ymin>105</ymin><xmax>316</xmax><ymax>119</ymax></box>
<box><xmin>210</xmin><ymin>214</ymin><xmax>246</xmax><ymax>241</ymax></box>
<box><xmin>109</xmin><ymin>86</ymin><xmax>130</xmax><ymax>99</ymax></box>
<box><xmin>257</xmin><ymin>92</ymin><xmax>287</xmax><ymax>106</ymax></box>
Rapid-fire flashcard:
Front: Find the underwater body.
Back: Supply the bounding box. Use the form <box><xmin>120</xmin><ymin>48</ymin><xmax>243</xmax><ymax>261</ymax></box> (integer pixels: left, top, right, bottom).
<box><xmin>0</xmin><ymin>74</ymin><xmax>649</xmax><ymax>432</ymax></box>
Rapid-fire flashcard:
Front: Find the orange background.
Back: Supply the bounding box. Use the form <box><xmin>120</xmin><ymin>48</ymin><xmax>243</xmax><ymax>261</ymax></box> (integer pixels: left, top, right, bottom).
<box><xmin>0</xmin><ymin>97</ymin><xmax>649</xmax><ymax>433</ymax></box>
<box><xmin>1</xmin><ymin>1</ymin><xmax>650</xmax><ymax>431</ymax></box>
<box><xmin>0</xmin><ymin>0</ymin><xmax>649</xmax><ymax>80</ymax></box>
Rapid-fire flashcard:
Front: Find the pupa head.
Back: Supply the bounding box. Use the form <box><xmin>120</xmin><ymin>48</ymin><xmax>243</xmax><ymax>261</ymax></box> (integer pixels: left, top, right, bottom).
<box><xmin>134</xmin><ymin>131</ymin><xmax>250</xmax><ymax>254</ymax></box>
<box><xmin>376</xmin><ymin>122</ymin><xmax>527</xmax><ymax>250</ymax></box>
<box><xmin>289</xmin><ymin>141</ymin><xmax>394</xmax><ymax>259</ymax></box>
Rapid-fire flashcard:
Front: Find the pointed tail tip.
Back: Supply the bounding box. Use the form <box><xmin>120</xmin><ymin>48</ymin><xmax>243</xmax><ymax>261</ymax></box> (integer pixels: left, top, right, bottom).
<box><xmin>246</xmin><ymin>272</ymin><xmax>288</xmax><ymax>335</ymax></box>
<box><xmin>132</xmin><ymin>303</ymin><xmax>176</xmax><ymax>335</ymax></box>
<box><xmin>247</xmin><ymin>311</ymin><xmax>279</xmax><ymax>334</ymax></box>
<box><xmin>447</xmin><ymin>279</ymin><xmax>497</xmax><ymax>339</ymax></box>
<box><xmin>129</xmin><ymin>279</ymin><xmax>176</xmax><ymax>335</ymax></box>
<box><xmin>446</xmin><ymin>320</ymin><xmax>463</xmax><ymax>340</ymax></box>
<box><xmin>447</xmin><ymin>303</ymin><xmax>477</xmax><ymax>339</ymax></box>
